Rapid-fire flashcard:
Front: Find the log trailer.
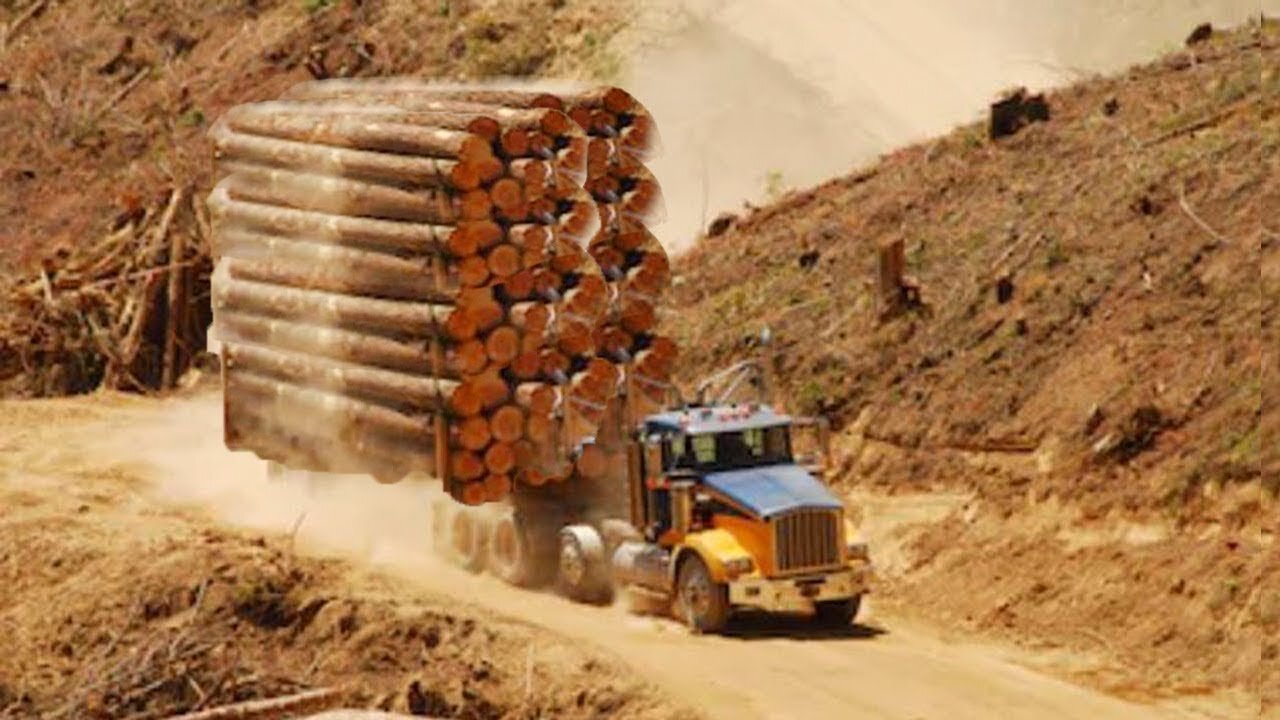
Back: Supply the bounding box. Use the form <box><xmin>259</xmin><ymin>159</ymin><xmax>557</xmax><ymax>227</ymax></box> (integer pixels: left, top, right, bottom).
<box><xmin>211</xmin><ymin>80</ymin><xmax>871</xmax><ymax>634</ymax></box>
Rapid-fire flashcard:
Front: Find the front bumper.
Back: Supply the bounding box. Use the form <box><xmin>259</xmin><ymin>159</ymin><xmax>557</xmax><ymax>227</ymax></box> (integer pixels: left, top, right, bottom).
<box><xmin>727</xmin><ymin>562</ymin><xmax>871</xmax><ymax>613</ymax></box>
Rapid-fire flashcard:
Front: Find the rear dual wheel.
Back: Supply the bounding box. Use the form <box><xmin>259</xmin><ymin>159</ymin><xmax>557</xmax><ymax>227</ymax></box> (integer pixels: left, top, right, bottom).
<box><xmin>446</xmin><ymin>506</ymin><xmax>488</xmax><ymax>572</ymax></box>
<box><xmin>487</xmin><ymin>511</ymin><xmax>555</xmax><ymax>587</ymax></box>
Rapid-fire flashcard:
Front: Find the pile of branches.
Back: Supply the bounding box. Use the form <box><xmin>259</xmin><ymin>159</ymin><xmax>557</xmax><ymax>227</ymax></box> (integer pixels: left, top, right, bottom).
<box><xmin>41</xmin><ymin>625</ymin><xmax>314</xmax><ymax>720</ymax></box>
<box><xmin>0</xmin><ymin>186</ymin><xmax>215</xmax><ymax>397</ymax></box>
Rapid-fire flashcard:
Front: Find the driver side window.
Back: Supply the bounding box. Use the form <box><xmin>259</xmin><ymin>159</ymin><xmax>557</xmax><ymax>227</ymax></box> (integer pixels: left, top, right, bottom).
<box><xmin>691</xmin><ymin>434</ymin><xmax>716</xmax><ymax>464</ymax></box>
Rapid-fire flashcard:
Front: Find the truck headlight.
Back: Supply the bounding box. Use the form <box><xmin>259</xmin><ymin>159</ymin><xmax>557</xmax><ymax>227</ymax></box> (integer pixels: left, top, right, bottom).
<box><xmin>723</xmin><ymin>556</ymin><xmax>754</xmax><ymax>577</ymax></box>
<box><xmin>845</xmin><ymin>541</ymin><xmax>869</xmax><ymax>561</ymax></box>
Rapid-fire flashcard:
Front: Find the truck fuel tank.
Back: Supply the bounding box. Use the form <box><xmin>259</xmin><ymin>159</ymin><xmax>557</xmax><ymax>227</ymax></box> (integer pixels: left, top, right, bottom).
<box><xmin>611</xmin><ymin>540</ymin><xmax>672</xmax><ymax>592</ymax></box>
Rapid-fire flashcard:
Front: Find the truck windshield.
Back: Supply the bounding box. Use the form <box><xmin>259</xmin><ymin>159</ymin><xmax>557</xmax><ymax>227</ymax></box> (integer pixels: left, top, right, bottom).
<box><xmin>673</xmin><ymin>425</ymin><xmax>792</xmax><ymax>470</ymax></box>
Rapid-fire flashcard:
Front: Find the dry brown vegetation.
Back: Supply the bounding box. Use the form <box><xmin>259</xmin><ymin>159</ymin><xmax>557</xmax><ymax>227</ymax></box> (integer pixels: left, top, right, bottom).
<box><xmin>668</xmin><ymin>18</ymin><xmax>1275</xmax><ymax>709</ymax></box>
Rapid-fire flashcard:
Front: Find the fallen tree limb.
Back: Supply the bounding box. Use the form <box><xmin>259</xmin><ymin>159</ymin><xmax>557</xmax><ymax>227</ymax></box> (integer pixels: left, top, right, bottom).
<box><xmin>0</xmin><ymin>0</ymin><xmax>48</xmax><ymax>51</ymax></box>
<box><xmin>160</xmin><ymin>687</ymin><xmax>342</xmax><ymax>720</ymax></box>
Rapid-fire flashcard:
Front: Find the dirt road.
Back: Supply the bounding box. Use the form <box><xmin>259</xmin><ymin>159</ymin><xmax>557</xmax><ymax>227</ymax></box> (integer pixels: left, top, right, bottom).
<box><xmin>3</xmin><ymin>391</ymin><xmax>1222</xmax><ymax>719</ymax></box>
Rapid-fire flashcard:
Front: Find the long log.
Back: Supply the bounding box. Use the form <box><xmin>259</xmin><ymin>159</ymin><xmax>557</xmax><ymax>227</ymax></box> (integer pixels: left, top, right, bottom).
<box><xmin>482</xmin><ymin>473</ymin><xmax>512</xmax><ymax>502</ymax></box>
<box><xmin>483</xmin><ymin>325</ymin><xmax>520</xmax><ymax>364</ymax></box>
<box><xmin>222</xmin><ymin>107</ymin><xmax>497</xmax><ymax>161</ymax></box>
<box><xmin>615</xmin><ymin>293</ymin><xmax>656</xmax><ymax>335</ymax></box>
<box><xmin>449</xmin><ymin>450</ymin><xmax>486</xmax><ymax>482</ymax></box>
<box><xmin>280</xmin><ymin>81</ymin><xmax>660</xmax><ymax>159</ymax></box>
<box><xmin>510</xmin><ymin>158</ymin><xmax>553</xmax><ymax>199</ymax></box>
<box><xmin>217</xmin><ymin>229</ymin><xmax>454</xmax><ymax>302</ymax></box>
<box><xmin>283</xmin><ymin>81</ymin><xmax>640</xmax><ymax>116</ymax></box>
<box><xmin>225</xmin><ymin>370</ymin><xmax>438</xmax><ymax>451</ymax></box>
<box><xmin>489</xmin><ymin>404</ymin><xmax>525</xmax><ymax>443</ymax></box>
<box><xmin>594</xmin><ymin>325</ymin><xmax>635</xmax><ymax>361</ymax></box>
<box><xmin>561</xmin><ymin>275</ymin><xmax>609</xmax><ymax>320</ymax></box>
<box><xmin>215</xmin><ymin>311</ymin><xmax>460</xmax><ymax>377</ymax></box>
<box><xmin>485</xmin><ymin>243</ymin><xmax>522</xmax><ymax>279</ymax></box>
<box><xmin>238</xmin><ymin>99</ymin><xmax>578</xmax><ymax>139</ymax></box>
<box><xmin>220</xmin><ymin>165</ymin><xmax>491</xmax><ymax>223</ymax></box>
<box><xmin>211</xmin><ymin>123</ymin><xmax>493</xmax><ymax>191</ymax></box>
<box><xmin>484</xmin><ymin>442</ymin><xmax>516</xmax><ymax>474</ymax></box>
<box><xmin>213</xmin><ymin>273</ymin><xmax>473</xmax><ymax>340</ymax></box>
<box><xmin>221</xmin><ymin>254</ymin><xmax>443</xmax><ymax>305</ymax></box>
<box><xmin>208</xmin><ymin>185</ymin><xmax>501</xmax><ymax>258</ymax></box>
<box><xmin>224</xmin><ymin>342</ymin><xmax>465</xmax><ymax>413</ymax></box>
<box><xmin>457</xmin><ymin>415</ymin><xmax>492</xmax><ymax>451</ymax></box>
<box><xmin>510</xmin><ymin>350</ymin><xmax>543</xmax><ymax>379</ymax></box>
<box><xmin>453</xmin><ymin>338</ymin><xmax>489</xmax><ymax>375</ymax></box>
<box><xmin>516</xmin><ymin>383</ymin><xmax>559</xmax><ymax>415</ymax></box>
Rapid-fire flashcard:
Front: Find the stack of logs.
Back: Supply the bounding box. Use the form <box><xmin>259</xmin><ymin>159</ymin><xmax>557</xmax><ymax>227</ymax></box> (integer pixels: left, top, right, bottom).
<box><xmin>210</xmin><ymin>82</ymin><xmax>675</xmax><ymax>505</ymax></box>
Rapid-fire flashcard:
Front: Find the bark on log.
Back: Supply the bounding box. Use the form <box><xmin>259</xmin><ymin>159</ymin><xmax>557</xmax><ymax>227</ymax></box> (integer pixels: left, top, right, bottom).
<box><xmin>224</xmin><ymin>342</ymin><xmax>465</xmax><ymax>413</ymax></box>
<box><xmin>238</xmin><ymin>98</ymin><xmax>576</xmax><ymax>138</ymax></box>
<box><xmin>279</xmin><ymin>81</ymin><xmax>658</xmax><ymax>158</ymax></box>
<box><xmin>212</xmin><ymin>124</ymin><xmax>493</xmax><ymax>191</ymax></box>
<box><xmin>217</xmin><ymin>229</ymin><xmax>454</xmax><ymax>301</ymax></box>
<box><xmin>220</xmin><ymin>165</ymin><xmax>491</xmax><ymax>224</ymax></box>
<box><xmin>213</xmin><ymin>274</ymin><xmax>473</xmax><ymax>340</ymax></box>
<box><xmin>225</xmin><ymin>371</ymin><xmax>438</xmax><ymax>453</ymax></box>
<box><xmin>222</xmin><ymin>108</ymin><xmax>497</xmax><ymax>162</ymax></box>
<box><xmin>208</xmin><ymin>185</ymin><xmax>500</xmax><ymax>258</ymax></box>
<box><xmin>214</xmin><ymin>312</ymin><xmax>458</xmax><ymax>377</ymax></box>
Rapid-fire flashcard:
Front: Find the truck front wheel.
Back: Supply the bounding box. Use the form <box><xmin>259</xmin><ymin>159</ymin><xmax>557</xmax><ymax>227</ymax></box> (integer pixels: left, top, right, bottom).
<box><xmin>677</xmin><ymin>556</ymin><xmax>730</xmax><ymax>634</ymax></box>
<box><xmin>814</xmin><ymin>595</ymin><xmax>861</xmax><ymax>626</ymax></box>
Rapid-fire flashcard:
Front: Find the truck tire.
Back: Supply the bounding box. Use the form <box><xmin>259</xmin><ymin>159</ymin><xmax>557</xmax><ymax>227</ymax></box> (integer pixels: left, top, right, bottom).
<box><xmin>814</xmin><ymin>595</ymin><xmax>861</xmax><ymax>626</ymax></box>
<box><xmin>441</xmin><ymin>506</ymin><xmax>487</xmax><ymax>573</ymax></box>
<box><xmin>487</xmin><ymin>512</ymin><xmax>554</xmax><ymax>587</ymax></box>
<box><xmin>676</xmin><ymin>556</ymin><xmax>730</xmax><ymax>634</ymax></box>
<box><xmin>557</xmin><ymin>525</ymin><xmax>611</xmax><ymax>603</ymax></box>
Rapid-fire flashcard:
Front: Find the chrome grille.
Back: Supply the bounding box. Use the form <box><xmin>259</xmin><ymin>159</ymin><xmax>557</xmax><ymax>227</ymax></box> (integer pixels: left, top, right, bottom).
<box><xmin>773</xmin><ymin>508</ymin><xmax>842</xmax><ymax>574</ymax></box>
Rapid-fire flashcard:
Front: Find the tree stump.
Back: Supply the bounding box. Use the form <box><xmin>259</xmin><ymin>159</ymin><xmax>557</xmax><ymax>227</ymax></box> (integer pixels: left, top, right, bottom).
<box><xmin>876</xmin><ymin>239</ymin><xmax>922</xmax><ymax>320</ymax></box>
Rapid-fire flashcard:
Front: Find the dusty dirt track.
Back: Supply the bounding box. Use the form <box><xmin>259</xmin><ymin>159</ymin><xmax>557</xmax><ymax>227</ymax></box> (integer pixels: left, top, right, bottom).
<box><xmin>0</xmin><ymin>390</ymin><xmax>1243</xmax><ymax>720</ymax></box>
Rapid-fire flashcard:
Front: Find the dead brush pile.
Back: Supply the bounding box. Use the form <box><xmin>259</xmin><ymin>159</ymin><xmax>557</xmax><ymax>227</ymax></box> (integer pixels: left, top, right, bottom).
<box><xmin>0</xmin><ymin>187</ymin><xmax>214</xmax><ymax>397</ymax></box>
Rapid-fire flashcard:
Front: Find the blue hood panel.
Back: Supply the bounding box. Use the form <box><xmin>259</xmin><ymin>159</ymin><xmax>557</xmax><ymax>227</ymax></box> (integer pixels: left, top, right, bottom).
<box><xmin>702</xmin><ymin>464</ymin><xmax>843</xmax><ymax>518</ymax></box>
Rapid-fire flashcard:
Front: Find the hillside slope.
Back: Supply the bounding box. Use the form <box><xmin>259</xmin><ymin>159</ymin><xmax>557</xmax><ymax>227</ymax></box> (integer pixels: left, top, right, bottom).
<box><xmin>668</xmin><ymin>18</ymin><xmax>1275</xmax><ymax>711</ymax></box>
<box><xmin>671</xmin><ymin>19</ymin><xmax>1274</xmax><ymax>518</ymax></box>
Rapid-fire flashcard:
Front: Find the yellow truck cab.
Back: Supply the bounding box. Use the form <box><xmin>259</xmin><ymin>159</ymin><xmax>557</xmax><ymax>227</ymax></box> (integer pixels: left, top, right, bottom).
<box><xmin>612</xmin><ymin>403</ymin><xmax>872</xmax><ymax>633</ymax></box>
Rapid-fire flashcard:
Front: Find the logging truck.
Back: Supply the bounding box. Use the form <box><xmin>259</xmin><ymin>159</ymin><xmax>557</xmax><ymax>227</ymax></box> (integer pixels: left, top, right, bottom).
<box><xmin>211</xmin><ymin>80</ymin><xmax>870</xmax><ymax>634</ymax></box>
<box><xmin>438</xmin><ymin>342</ymin><xmax>871</xmax><ymax>632</ymax></box>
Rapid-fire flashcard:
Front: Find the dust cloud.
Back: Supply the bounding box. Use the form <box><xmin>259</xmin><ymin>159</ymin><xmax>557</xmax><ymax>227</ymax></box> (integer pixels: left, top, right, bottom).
<box><xmin>93</xmin><ymin>393</ymin><xmax>457</xmax><ymax>573</ymax></box>
<box><xmin>619</xmin><ymin>0</ymin><xmax>1267</xmax><ymax>251</ymax></box>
